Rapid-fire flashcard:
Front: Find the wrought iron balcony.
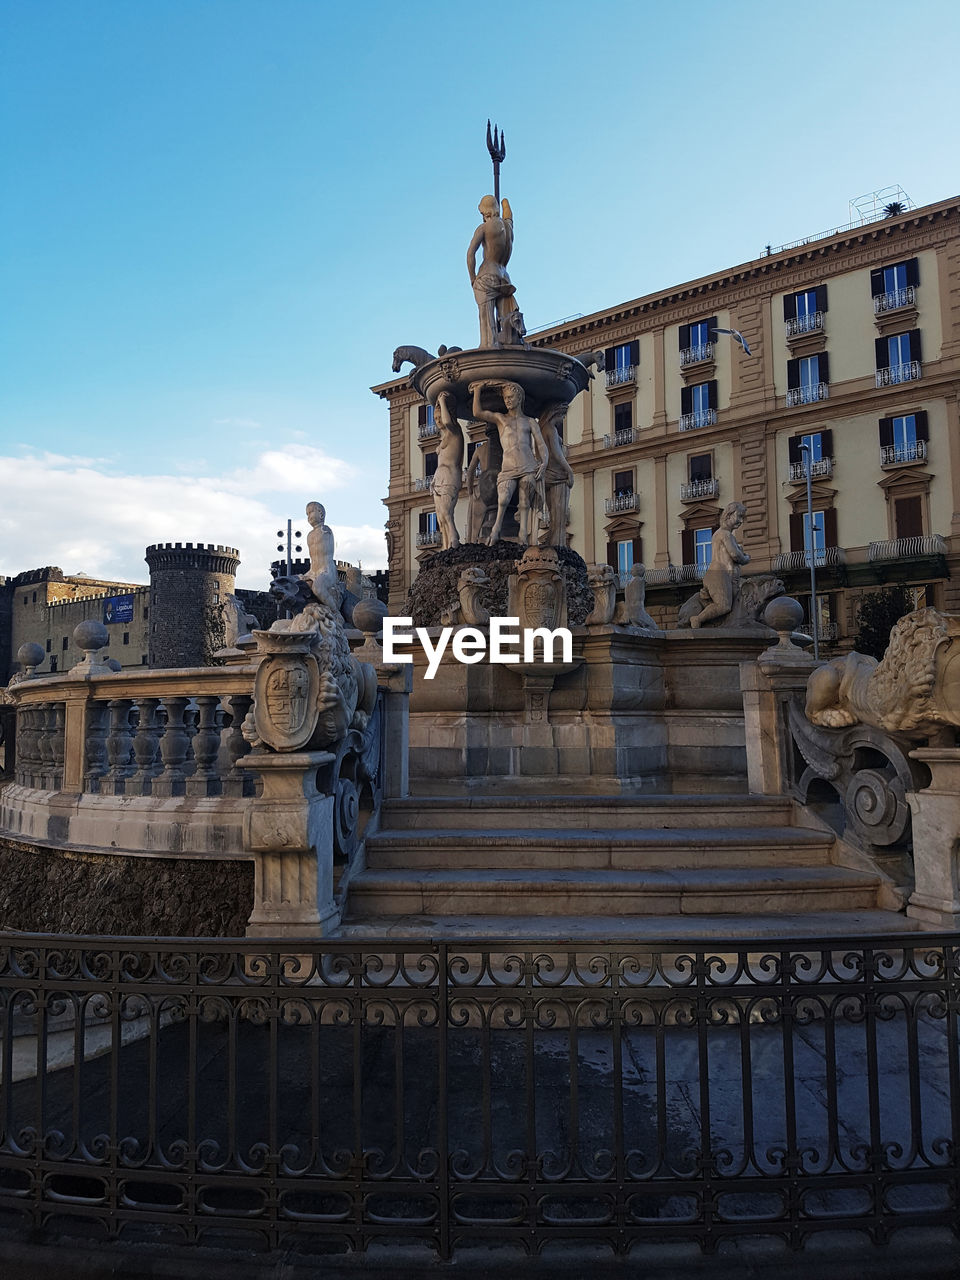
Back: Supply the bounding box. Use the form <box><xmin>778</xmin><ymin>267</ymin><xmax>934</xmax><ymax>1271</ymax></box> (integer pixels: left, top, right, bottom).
<box><xmin>772</xmin><ymin>546</ymin><xmax>846</xmax><ymax>572</ymax></box>
<box><xmin>880</xmin><ymin>440</ymin><xmax>927</xmax><ymax>467</ymax></box>
<box><xmin>678</xmin><ymin>409</ymin><xmax>717</xmax><ymax>432</ymax></box>
<box><xmin>680</xmin><ymin>477</ymin><xmax>719</xmax><ymax>501</ymax></box>
<box><xmin>605</xmin><ymin>364</ymin><xmax>636</xmax><ymax>388</ymax></box>
<box><xmin>604</xmin><ymin>492</ymin><xmax>640</xmax><ymax>515</ymax></box>
<box><xmin>417</xmin><ymin>422</ymin><xmax>439</xmax><ymax>441</ymax></box>
<box><xmin>868</xmin><ymin>534</ymin><xmax>947</xmax><ymax>562</ymax></box>
<box><xmin>785</xmin><ymin>312</ymin><xmax>824</xmax><ymax>338</ymax></box>
<box><xmin>680</xmin><ymin>342</ymin><xmax>714</xmax><ymax>367</ymax></box>
<box><xmin>672</xmin><ymin>563</ymin><xmax>708</xmax><ymax>583</ymax></box>
<box><xmin>788</xmin><ymin>457</ymin><xmax>833</xmax><ymax>482</ymax></box>
<box><xmin>874</xmin><ymin>285</ymin><xmax>916</xmax><ymax>315</ymax></box>
<box><xmin>601</xmin><ymin>427</ymin><xmax>637</xmax><ymax>449</ymax></box>
<box><xmin>643</xmin><ymin>567</ymin><xmax>673</xmax><ymax>586</ymax></box>
<box><xmin>414</xmin><ymin>476</ymin><xmax>433</xmax><ymax>491</ymax></box>
<box><xmin>785</xmin><ymin>383</ymin><xmax>829</xmax><ymax>407</ymax></box>
<box><xmin>416</xmin><ymin>529</ymin><xmax>442</xmax><ymax>548</ymax></box>
<box><xmin>876</xmin><ymin>361</ymin><xmax>921</xmax><ymax>387</ymax></box>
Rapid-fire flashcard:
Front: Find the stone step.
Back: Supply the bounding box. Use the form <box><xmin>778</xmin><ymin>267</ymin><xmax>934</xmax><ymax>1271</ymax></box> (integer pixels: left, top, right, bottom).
<box><xmin>382</xmin><ymin>793</ymin><xmax>796</xmax><ymax>831</ymax></box>
<box><xmin>345</xmin><ymin>865</ymin><xmax>884</xmax><ymax>919</ymax></box>
<box><xmin>364</xmin><ymin>826</ymin><xmax>833</xmax><ymax>871</ymax></box>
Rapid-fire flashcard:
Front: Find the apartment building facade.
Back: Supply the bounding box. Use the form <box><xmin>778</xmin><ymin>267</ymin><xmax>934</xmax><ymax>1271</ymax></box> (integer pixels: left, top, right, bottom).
<box><xmin>376</xmin><ymin>194</ymin><xmax>960</xmax><ymax>644</ymax></box>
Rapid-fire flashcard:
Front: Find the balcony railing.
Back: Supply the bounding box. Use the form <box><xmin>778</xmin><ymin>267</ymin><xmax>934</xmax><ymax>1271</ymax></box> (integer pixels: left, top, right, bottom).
<box><xmin>788</xmin><ymin>457</ymin><xmax>833</xmax><ymax>482</ymax></box>
<box><xmin>680</xmin><ymin>342</ymin><xmax>714</xmax><ymax>367</ymax></box>
<box><xmin>881</xmin><ymin>440</ymin><xmax>927</xmax><ymax>466</ymax></box>
<box><xmin>601</xmin><ymin>427</ymin><xmax>637</xmax><ymax>448</ymax></box>
<box><xmin>868</xmin><ymin>534</ymin><xmax>947</xmax><ymax>562</ymax></box>
<box><xmin>772</xmin><ymin>546</ymin><xmax>846</xmax><ymax>573</ymax></box>
<box><xmin>809</xmin><ymin>620</ymin><xmax>839</xmax><ymax>643</ymax></box>
<box><xmin>605</xmin><ymin>364</ymin><xmax>636</xmax><ymax>388</ymax></box>
<box><xmin>785</xmin><ymin>311</ymin><xmax>824</xmax><ymax>338</ymax></box>
<box><xmin>876</xmin><ymin>361</ymin><xmax>922</xmax><ymax>387</ymax></box>
<box><xmin>786</xmin><ymin>382</ymin><xmax>829</xmax><ymax>407</ymax></box>
<box><xmin>678</xmin><ymin>409</ymin><xmax>717</xmax><ymax>431</ymax></box>
<box><xmin>414</xmin><ymin>476</ymin><xmax>433</xmax><ymax>491</ymax></box>
<box><xmin>604</xmin><ymin>492</ymin><xmax>640</xmax><ymax>515</ymax></box>
<box><xmin>416</xmin><ymin>529</ymin><xmax>442</xmax><ymax>548</ymax></box>
<box><xmin>874</xmin><ymin>285</ymin><xmax>916</xmax><ymax>314</ymax></box>
<box><xmin>680</xmin><ymin>477</ymin><xmax>719</xmax><ymax>501</ymax></box>
<box><xmin>417</xmin><ymin>422</ymin><xmax>439</xmax><ymax>440</ymax></box>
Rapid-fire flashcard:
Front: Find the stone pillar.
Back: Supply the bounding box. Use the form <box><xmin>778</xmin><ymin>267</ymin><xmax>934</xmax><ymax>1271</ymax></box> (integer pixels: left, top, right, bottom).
<box><xmin>740</xmin><ymin>631</ymin><xmax>815</xmax><ymax>795</ymax></box>
<box><xmin>906</xmin><ymin>749</ymin><xmax>960</xmax><ymax>930</ymax></box>
<box><xmin>243</xmin><ymin>750</ymin><xmax>340</xmax><ymax>937</ymax></box>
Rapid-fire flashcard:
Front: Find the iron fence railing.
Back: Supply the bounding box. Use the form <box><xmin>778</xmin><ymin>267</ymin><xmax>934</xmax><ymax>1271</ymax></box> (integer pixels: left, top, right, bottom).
<box><xmin>678</xmin><ymin>409</ymin><xmax>716</xmax><ymax>432</ymax></box>
<box><xmin>876</xmin><ymin>362</ymin><xmax>922</xmax><ymax>388</ymax></box>
<box><xmin>881</xmin><ymin>440</ymin><xmax>927</xmax><ymax>466</ymax></box>
<box><xmin>605</xmin><ymin>365</ymin><xmax>636</xmax><ymax>388</ymax></box>
<box><xmin>786</xmin><ymin>383</ymin><xmax>829</xmax><ymax>407</ymax></box>
<box><xmin>679</xmin><ymin>342</ymin><xmax>713</xmax><ymax>367</ymax></box>
<box><xmin>788</xmin><ymin>457</ymin><xmax>833</xmax><ymax>482</ymax></box>
<box><xmin>868</xmin><ymin>534</ymin><xmax>947</xmax><ymax>562</ymax></box>
<box><xmin>785</xmin><ymin>311</ymin><xmax>824</xmax><ymax>338</ymax></box>
<box><xmin>1</xmin><ymin>932</ymin><xmax>958</xmax><ymax>1262</ymax></box>
<box><xmin>874</xmin><ymin>285</ymin><xmax>916</xmax><ymax>314</ymax></box>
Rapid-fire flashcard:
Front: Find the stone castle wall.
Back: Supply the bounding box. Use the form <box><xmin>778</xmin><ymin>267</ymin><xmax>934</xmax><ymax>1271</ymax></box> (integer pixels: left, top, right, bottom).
<box><xmin>145</xmin><ymin>542</ymin><xmax>240</xmax><ymax>668</ymax></box>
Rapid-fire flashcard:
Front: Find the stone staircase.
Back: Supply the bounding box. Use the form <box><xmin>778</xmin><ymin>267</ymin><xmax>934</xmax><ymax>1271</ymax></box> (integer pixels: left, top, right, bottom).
<box><xmin>339</xmin><ymin>794</ymin><xmax>913</xmax><ymax>940</ymax></box>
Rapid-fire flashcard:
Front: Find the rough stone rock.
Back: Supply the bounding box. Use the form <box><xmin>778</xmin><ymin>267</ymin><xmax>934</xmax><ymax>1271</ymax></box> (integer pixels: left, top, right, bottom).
<box><xmin>0</xmin><ymin>837</ymin><xmax>253</xmax><ymax>937</ymax></box>
<box><xmin>406</xmin><ymin>542</ymin><xmax>593</xmax><ymax>628</ymax></box>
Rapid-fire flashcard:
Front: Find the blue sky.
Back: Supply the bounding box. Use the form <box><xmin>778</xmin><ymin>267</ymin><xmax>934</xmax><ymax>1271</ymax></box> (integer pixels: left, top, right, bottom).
<box><xmin>1</xmin><ymin>0</ymin><xmax>957</xmax><ymax>587</ymax></box>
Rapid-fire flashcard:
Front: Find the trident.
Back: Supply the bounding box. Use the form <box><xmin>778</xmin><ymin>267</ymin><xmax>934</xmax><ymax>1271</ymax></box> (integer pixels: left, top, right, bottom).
<box><xmin>485</xmin><ymin>119</ymin><xmax>506</xmax><ymax>206</ymax></box>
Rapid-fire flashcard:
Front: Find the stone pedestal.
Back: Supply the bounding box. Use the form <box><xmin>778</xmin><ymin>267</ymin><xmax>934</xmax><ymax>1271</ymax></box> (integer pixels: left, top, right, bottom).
<box><xmin>740</xmin><ymin>652</ymin><xmax>815</xmax><ymax>796</ymax></box>
<box><xmin>243</xmin><ymin>749</ymin><xmax>340</xmax><ymax>937</ymax></box>
<box><xmin>906</xmin><ymin>748</ymin><xmax>960</xmax><ymax>930</ymax></box>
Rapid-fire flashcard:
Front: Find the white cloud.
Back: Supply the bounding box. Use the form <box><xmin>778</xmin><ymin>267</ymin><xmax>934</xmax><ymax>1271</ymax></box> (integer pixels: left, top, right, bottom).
<box><xmin>0</xmin><ymin>446</ymin><xmax>386</xmax><ymax>589</ymax></box>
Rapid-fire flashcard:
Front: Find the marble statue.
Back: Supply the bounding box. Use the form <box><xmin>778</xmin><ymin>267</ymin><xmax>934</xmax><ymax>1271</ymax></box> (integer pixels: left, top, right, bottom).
<box><xmin>221</xmin><ymin>594</ymin><xmax>260</xmax><ymax>648</ymax></box>
<box><xmin>392</xmin><ymin>346</ymin><xmax>435</xmax><ymax>373</ymax></box>
<box><xmin>465</xmin><ymin>439</ymin><xmax>498</xmax><ymax>543</ymax></box>
<box><xmin>616</xmin><ymin>565</ymin><xmax>659</xmax><ymax>631</ymax></box>
<box><xmin>441</xmin><ymin>567</ymin><xmax>492</xmax><ymax>627</ymax></box>
<box><xmin>303</xmin><ymin>501</ymin><xmax>342</xmax><ymax>613</ymax></box>
<box><xmin>805</xmin><ymin>608</ymin><xmax>960</xmax><ymax>735</ymax></box>
<box><xmin>585</xmin><ymin>564</ymin><xmax>617</xmax><ymax>627</ymax></box>
<box><xmin>536</xmin><ymin>403</ymin><xmax>574</xmax><ymax>548</ymax></box>
<box><xmin>470</xmin><ymin>380</ymin><xmax>546</xmax><ymax>547</ymax></box>
<box><xmin>432</xmin><ymin>392</ymin><xmax>464</xmax><ymax>550</ymax></box>
<box><xmin>467</xmin><ymin>195</ymin><xmax>523</xmax><ymax>348</ymax></box>
<box><xmin>680</xmin><ymin>502</ymin><xmax>751</xmax><ymax>629</ymax></box>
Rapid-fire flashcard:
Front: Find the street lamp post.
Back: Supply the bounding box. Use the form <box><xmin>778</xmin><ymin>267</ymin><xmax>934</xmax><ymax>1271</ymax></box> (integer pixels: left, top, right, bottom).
<box><xmin>276</xmin><ymin>520</ymin><xmax>303</xmax><ymax>619</ymax></box>
<box><xmin>799</xmin><ymin>441</ymin><xmax>820</xmax><ymax>661</ymax></box>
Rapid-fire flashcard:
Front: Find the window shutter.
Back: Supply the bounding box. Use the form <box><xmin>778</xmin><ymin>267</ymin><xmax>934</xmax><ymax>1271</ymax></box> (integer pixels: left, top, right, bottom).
<box><xmin>418</xmin><ymin>512</ymin><xmax>428</xmax><ymax>534</ymax></box>
<box><xmin>678</xmin><ymin>324</ymin><xmax>691</xmax><ymax>351</ymax></box>
<box><xmin>604</xmin><ymin>347</ymin><xmax>615</xmax><ymax>369</ymax></box>
<box><xmin>875</xmin><ymin>337</ymin><xmax>889</xmax><ymax>370</ymax></box>
<box><xmin>690</xmin><ymin>453</ymin><xmax>711</xmax><ymax>481</ymax></box>
<box><xmin>418</xmin><ymin>405</ymin><xmax>428</xmax><ymax>426</ymax></box>
<box><xmin>614</xmin><ymin>469</ymin><xmax>633</xmax><ymax>494</ymax></box>
<box><xmin>783</xmin><ymin>293</ymin><xmax>797</xmax><ymax>322</ymax></box>
<box><xmin>632</xmin><ymin>535</ymin><xmax>643</xmax><ymax>566</ymax></box>
<box><xmin>817</xmin><ymin>352</ymin><xmax>829</xmax><ymax>385</ymax></box>
<box><xmin>707</xmin><ymin>380</ymin><xmax>718</xmax><ymax>410</ymax></box>
<box><xmin>706</xmin><ymin>317</ymin><xmax>718</xmax><ymax>341</ymax></box>
<box><xmin>680</xmin><ymin>386</ymin><xmax>692</xmax><ymax>416</ymax></box>
<box><xmin>815</xmin><ymin>285</ymin><xmax>828</xmax><ymax>313</ymax></box>
<box><xmin>914</xmin><ymin>410</ymin><xmax>929</xmax><ymax>442</ymax></box>
<box><xmin>894</xmin><ymin>496</ymin><xmax>923</xmax><ymax>540</ymax></box>
<box><xmin>606</xmin><ymin>540</ymin><xmax>618</xmax><ymax>570</ymax></box>
<box><xmin>614</xmin><ymin>402</ymin><xmax>632</xmax><ymax>431</ymax></box>
<box><xmin>870</xmin><ymin>268</ymin><xmax>884</xmax><ymax>298</ymax></box>
<box><xmin>908</xmin><ymin>329</ymin><xmax>922</xmax><ymax>363</ymax></box>
<box><xmin>878</xmin><ymin>417</ymin><xmax>894</xmax><ymax>448</ymax></box>
<box><xmin>628</xmin><ymin>340</ymin><xmax>640</xmax><ymax>366</ymax></box>
<box><xmin>789</xmin><ymin>512</ymin><xmax>804</xmax><ymax>553</ymax></box>
<box><xmin>821</xmin><ymin>428</ymin><xmax>833</xmax><ymax>457</ymax></box>
<box><xmin>425</xmin><ymin>452</ymin><xmax>438</xmax><ymax>476</ymax></box>
<box><xmin>823</xmin><ymin>508</ymin><xmax>838</xmax><ymax>548</ymax></box>
<box><xmin>788</xmin><ymin>435</ymin><xmax>801</xmax><ymax>465</ymax></box>
<box><xmin>681</xmin><ymin>529</ymin><xmax>694</xmax><ymax>564</ymax></box>
<box><xmin>905</xmin><ymin>257</ymin><xmax>920</xmax><ymax>287</ymax></box>
<box><xmin>787</xmin><ymin>358</ymin><xmax>800</xmax><ymax>390</ymax></box>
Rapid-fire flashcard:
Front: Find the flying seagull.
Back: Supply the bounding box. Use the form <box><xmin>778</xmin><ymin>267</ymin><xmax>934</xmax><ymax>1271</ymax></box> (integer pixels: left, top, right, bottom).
<box><xmin>712</xmin><ymin>327</ymin><xmax>753</xmax><ymax>356</ymax></box>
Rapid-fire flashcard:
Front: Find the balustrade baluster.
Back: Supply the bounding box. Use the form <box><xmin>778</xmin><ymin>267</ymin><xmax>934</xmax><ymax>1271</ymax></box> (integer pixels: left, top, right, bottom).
<box><xmin>15</xmin><ymin>707</ymin><xmax>37</xmax><ymax>786</ymax></box>
<box><xmin>152</xmin><ymin>697</ymin><xmax>191</xmax><ymax>797</ymax></box>
<box><xmin>186</xmin><ymin>695</ymin><xmax>223</xmax><ymax>796</ymax></box>
<box><xmin>36</xmin><ymin>705</ymin><xmax>56</xmax><ymax>788</ymax></box>
<box><xmin>130</xmin><ymin>697</ymin><xmax>164</xmax><ymax>796</ymax></box>
<box><xmin>101</xmin><ymin>699</ymin><xmax>135</xmax><ymax>795</ymax></box>
<box><xmin>50</xmin><ymin>703</ymin><xmax>65</xmax><ymax>790</ymax></box>
<box><xmin>222</xmin><ymin>694</ymin><xmax>254</xmax><ymax>797</ymax></box>
<box><xmin>83</xmin><ymin>702</ymin><xmax>110</xmax><ymax>794</ymax></box>
<box><xmin>183</xmin><ymin>703</ymin><xmax>199</xmax><ymax>777</ymax></box>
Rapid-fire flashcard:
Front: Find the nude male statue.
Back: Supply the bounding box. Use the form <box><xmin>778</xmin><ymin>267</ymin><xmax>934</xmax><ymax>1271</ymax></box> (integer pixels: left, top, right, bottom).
<box><xmin>470</xmin><ymin>380</ymin><xmax>546</xmax><ymax>546</ymax></box>
<box><xmin>303</xmin><ymin>501</ymin><xmax>341</xmax><ymax>612</ymax></box>
<box><xmin>467</xmin><ymin>195</ymin><xmax>523</xmax><ymax>348</ymax></box>
<box><xmin>536</xmin><ymin>402</ymin><xmax>574</xmax><ymax>547</ymax></box>
<box><xmin>689</xmin><ymin>501</ymin><xmax>751</xmax><ymax>628</ymax></box>
<box><xmin>432</xmin><ymin>392</ymin><xmax>464</xmax><ymax>550</ymax></box>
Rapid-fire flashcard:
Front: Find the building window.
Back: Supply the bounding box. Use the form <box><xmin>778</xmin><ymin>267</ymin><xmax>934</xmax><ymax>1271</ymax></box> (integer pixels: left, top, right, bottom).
<box><xmin>788</xmin><ymin>429</ymin><xmax>833</xmax><ymax>480</ymax></box>
<box><xmin>679</xmin><ymin>381</ymin><xmax>717</xmax><ymax>430</ymax></box>
<box><xmin>789</xmin><ymin>507</ymin><xmax>837</xmax><ymax>563</ymax></box>
<box><xmin>141</xmin><ymin>655</ymin><xmax>149</xmax><ymax>665</ymax></box>
<box><xmin>605</xmin><ymin>340</ymin><xmax>639</xmax><ymax>387</ymax></box>
<box><xmin>694</xmin><ymin>528</ymin><xmax>712</xmax><ymax>569</ymax></box>
<box><xmin>784</xmin><ymin>287</ymin><xmax>826</xmax><ymax>336</ymax></box>
<box><xmin>123</xmin><ymin>631</ymin><xmax>130</xmax><ymax>645</ymax></box>
<box><xmin>417</xmin><ymin>509</ymin><xmax>440</xmax><ymax>547</ymax></box>
<box><xmin>466</xmin><ymin>440</ymin><xmax>482</xmax><ymax>466</ymax></box>
<box><xmin>894</xmin><ymin>495</ymin><xmax>924</xmax><ymax>540</ymax></box>
<box><xmin>45</xmin><ymin>638</ymin><xmax>51</xmax><ymax>652</ymax></box>
<box><xmin>689</xmin><ymin>454</ymin><xmax>712</xmax><ymax>482</ymax></box>
<box><xmin>424</xmin><ymin>451</ymin><xmax>438</xmax><ymax>478</ymax></box>
<box><xmin>803</xmin><ymin>511</ymin><xmax>826</xmax><ymax>562</ymax></box>
<box><xmin>22</xmin><ymin>596</ymin><xmax>27</xmax><ymax>605</ymax></box>
<box><xmin>62</xmin><ymin>636</ymin><xmax>68</xmax><ymax>651</ymax></box>
<box><xmin>786</xmin><ymin>353</ymin><xmax>829</xmax><ymax>405</ymax></box>
<box><xmin>143</xmin><ymin>606</ymin><xmax>149</xmax><ymax>619</ymax></box>
<box><xmin>616</xmin><ymin>540</ymin><xmax>634</xmax><ymax>575</ymax></box>
<box><xmin>417</xmin><ymin>404</ymin><xmax>436</xmax><ymax>438</ymax></box>
<box><xmin>879</xmin><ymin>411</ymin><xmax>928</xmax><ymax>465</ymax></box>
<box><xmin>613</xmin><ymin>469</ymin><xmax>634</xmax><ymax>498</ymax></box>
<box><xmin>49</xmin><ymin>657</ymin><xmax>57</xmax><ymax>673</ymax></box>
<box><xmin>871</xmin><ymin>258</ymin><xmax>919</xmax><ymax>313</ymax></box>
<box><xmin>31</xmin><ymin>591</ymin><xmax>37</xmax><ymax>603</ymax></box>
<box><xmin>679</xmin><ymin>317</ymin><xmax>716</xmax><ymax>365</ymax></box>
<box><xmin>875</xmin><ymin>330</ymin><xmax>922</xmax><ymax>386</ymax></box>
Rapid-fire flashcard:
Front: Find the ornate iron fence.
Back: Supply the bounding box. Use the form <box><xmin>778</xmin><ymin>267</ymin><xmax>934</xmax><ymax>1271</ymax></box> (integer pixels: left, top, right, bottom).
<box><xmin>0</xmin><ymin>932</ymin><xmax>958</xmax><ymax>1262</ymax></box>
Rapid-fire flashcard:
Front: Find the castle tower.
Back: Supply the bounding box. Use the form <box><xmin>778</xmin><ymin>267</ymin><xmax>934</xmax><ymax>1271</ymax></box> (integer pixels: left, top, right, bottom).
<box><xmin>144</xmin><ymin>543</ymin><xmax>241</xmax><ymax>668</ymax></box>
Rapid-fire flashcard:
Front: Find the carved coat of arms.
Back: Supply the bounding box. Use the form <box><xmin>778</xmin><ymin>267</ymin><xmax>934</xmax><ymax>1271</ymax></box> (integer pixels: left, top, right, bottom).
<box><xmin>253</xmin><ymin>651</ymin><xmax>321</xmax><ymax>751</ymax></box>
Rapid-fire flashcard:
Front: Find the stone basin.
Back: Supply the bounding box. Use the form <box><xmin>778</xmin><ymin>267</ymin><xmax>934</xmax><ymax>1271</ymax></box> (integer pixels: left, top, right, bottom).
<box><xmin>411</xmin><ymin>346</ymin><xmax>591</xmax><ymax>418</ymax></box>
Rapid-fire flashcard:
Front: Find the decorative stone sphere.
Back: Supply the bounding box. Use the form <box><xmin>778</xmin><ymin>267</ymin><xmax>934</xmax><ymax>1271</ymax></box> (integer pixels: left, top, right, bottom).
<box><xmin>16</xmin><ymin>641</ymin><xmax>45</xmax><ymax>670</ymax></box>
<box><xmin>352</xmin><ymin>597</ymin><xmax>388</xmax><ymax>635</ymax></box>
<box><xmin>763</xmin><ymin>596</ymin><xmax>804</xmax><ymax>634</ymax></box>
<box><xmin>104</xmin><ymin>658</ymin><xmax>123</xmax><ymax>672</ymax></box>
<box><xmin>73</xmin><ymin>619</ymin><xmax>109</xmax><ymax>654</ymax></box>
